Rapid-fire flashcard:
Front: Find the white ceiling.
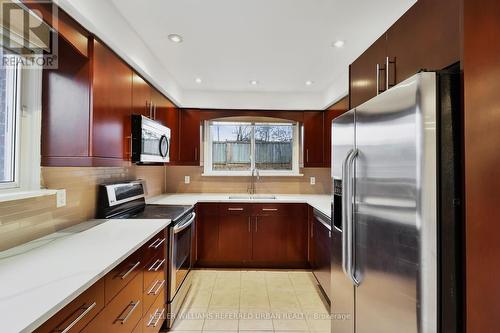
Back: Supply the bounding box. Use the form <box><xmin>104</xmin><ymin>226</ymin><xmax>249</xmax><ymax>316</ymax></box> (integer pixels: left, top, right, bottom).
<box><xmin>58</xmin><ymin>0</ymin><xmax>416</xmax><ymax>109</ymax></box>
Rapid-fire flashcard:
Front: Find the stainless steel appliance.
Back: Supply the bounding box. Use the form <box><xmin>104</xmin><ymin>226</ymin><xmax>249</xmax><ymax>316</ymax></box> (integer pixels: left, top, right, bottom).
<box><xmin>331</xmin><ymin>70</ymin><xmax>463</xmax><ymax>333</ymax></box>
<box><xmin>96</xmin><ymin>181</ymin><xmax>195</xmax><ymax>329</ymax></box>
<box><xmin>131</xmin><ymin>115</ymin><xmax>171</xmax><ymax>163</ymax></box>
<box><xmin>312</xmin><ymin>208</ymin><xmax>332</xmax><ymax>302</ymax></box>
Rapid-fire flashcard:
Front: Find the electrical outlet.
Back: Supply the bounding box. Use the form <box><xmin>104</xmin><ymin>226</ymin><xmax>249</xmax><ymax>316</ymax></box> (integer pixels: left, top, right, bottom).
<box><xmin>184</xmin><ymin>176</ymin><xmax>191</xmax><ymax>184</ymax></box>
<box><xmin>56</xmin><ymin>189</ymin><xmax>66</xmax><ymax>208</ymax></box>
<box><xmin>310</xmin><ymin>177</ymin><xmax>316</xmax><ymax>185</ymax></box>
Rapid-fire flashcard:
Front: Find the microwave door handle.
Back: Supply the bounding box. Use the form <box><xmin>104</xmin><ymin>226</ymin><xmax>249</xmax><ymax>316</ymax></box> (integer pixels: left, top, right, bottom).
<box><xmin>173</xmin><ymin>213</ymin><xmax>196</xmax><ymax>234</ymax></box>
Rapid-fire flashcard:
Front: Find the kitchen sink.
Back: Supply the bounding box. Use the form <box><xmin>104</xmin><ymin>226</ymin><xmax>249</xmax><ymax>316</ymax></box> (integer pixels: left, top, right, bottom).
<box><xmin>227</xmin><ymin>195</ymin><xmax>277</xmax><ymax>200</ymax></box>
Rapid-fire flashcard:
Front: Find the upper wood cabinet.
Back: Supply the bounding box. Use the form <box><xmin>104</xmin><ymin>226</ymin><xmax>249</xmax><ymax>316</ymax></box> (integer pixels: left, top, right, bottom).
<box><xmin>324</xmin><ymin>97</ymin><xmax>349</xmax><ymax>168</ymax></box>
<box><xmin>91</xmin><ymin>39</ymin><xmax>133</xmax><ymax>161</ymax></box>
<box><xmin>349</xmin><ymin>35</ymin><xmax>388</xmax><ymax>109</ymax></box>
<box><xmin>303</xmin><ymin>111</ymin><xmax>325</xmax><ymax>167</ymax></box>
<box><xmin>386</xmin><ymin>0</ymin><xmax>460</xmax><ymax>86</ymax></box>
<box><xmin>179</xmin><ymin>109</ymin><xmax>201</xmax><ymax>165</ymax></box>
<box><xmin>349</xmin><ymin>0</ymin><xmax>460</xmax><ymax>109</ymax></box>
<box><xmin>132</xmin><ymin>72</ymin><xmax>152</xmax><ymax>117</ymax></box>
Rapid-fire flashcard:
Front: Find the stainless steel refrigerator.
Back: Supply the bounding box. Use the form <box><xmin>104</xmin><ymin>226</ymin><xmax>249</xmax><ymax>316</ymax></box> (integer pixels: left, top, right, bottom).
<box><xmin>331</xmin><ymin>71</ymin><xmax>463</xmax><ymax>333</ymax></box>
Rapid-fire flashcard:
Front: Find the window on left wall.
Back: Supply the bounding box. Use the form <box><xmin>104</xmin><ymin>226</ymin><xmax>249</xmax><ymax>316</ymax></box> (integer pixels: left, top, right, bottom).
<box><xmin>0</xmin><ymin>47</ymin><xmax>43</xmax><ymax>195</ymax></box>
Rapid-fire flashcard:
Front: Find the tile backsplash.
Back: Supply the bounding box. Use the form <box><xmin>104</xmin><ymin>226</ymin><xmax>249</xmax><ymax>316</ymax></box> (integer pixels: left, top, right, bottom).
<box><xmin>0</xmin><ymin>166</ymin><xmax>165</xmax><ymax>252</ymax></box>
<box><xmin>165</xmin><ymin>166</ymin><xmax>332</xmax><ymax>195</ymax></box>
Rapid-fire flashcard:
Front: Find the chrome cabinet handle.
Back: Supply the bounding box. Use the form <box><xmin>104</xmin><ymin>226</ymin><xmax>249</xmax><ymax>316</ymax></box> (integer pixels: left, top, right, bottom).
<box><xmin>376</xmin><ymin>64</ymin><xmax>386</xmax><ymax>95</ymax></box>
<box><xmin>149</xmin><ymin>238</ymin><xmax>165</xmax><ymax>249</ymax></box>
<box><xmin>262</xmin><ymin>208</ymin><xmax>278</xmax><ymax>212</ymax></box>
<box><xmin>119</xmin><ymin>261</ymin><xmax>140</xmax><ymax>280</ymax></box>
<box><xmin>306</xmin><ymin>149</ymin><xmax>309</xmax><ymax>163</ymax></box>
<box><xmin>116</xmin><ymin>301</ymin><xmax>140</xmax><ymax>324</ymax></box>
<box><xmin>147</xmin><ymin>308</ymin><xmax>166</xmax><ymax>327</ymax></box>
<box><xmin>58</xmin><ymin>302</ymin><xmax>97</xmax><ymax>333</ymax></box>
<box><xmin>148</xmin><ymin>259</ymin><xmax>166</xmax><ymax>272</ymax></box>
<box><xmin>228</xmin><ymin>208</ymin><xmax>244</xmax><ymax>211</ymax></box>
<box><xmin>385</xmin><ymin>56</ymin><xmax>396</xmax><ymax>91</ymax></box>
<box><xmin>147</xmin><ymin>280</ymin><xmax>165</xmax><ymax>295</ymax></box>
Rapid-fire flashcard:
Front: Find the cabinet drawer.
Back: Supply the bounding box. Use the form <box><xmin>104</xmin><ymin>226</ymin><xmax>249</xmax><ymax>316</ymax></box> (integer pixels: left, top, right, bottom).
<box><xmin>143</xmin><ymin>289</ymin><xmax>166</xmax><ymax>333</ymax></box>
<box><xmin>105</xmin><ymin>248</ymin><xmax>143</xmax><ymax>304</ymax></box>
<box><xmin>82</xmin><ymin>272</ymin><xmax>143</xmax><ymax>333</ymax></box>
<box><xmin>219</xmin><ymin>203</ymin><xmax>251</xmax><ymax>216</ymax></box>
<box><xmin>143</xmin><ymin>252</ymin><xmax>165</xmax><ymax>292</ymax></box>
<box><xmin>143</xmin><ymin>277</ymin><xmax>165</xmax><ymax>316</ymax></box>
<box><xmin>143</xmin><ymin>230</ymin><xmax>167</xmax><ymax>263</ymax></box>
<box><xmin>253</xmin><ymin>203</ymin><xmax>306</xmax><ymax>217</ymax></box>
<box><xmin>35</xmin><ymin>279</ymin><xmax>104</xmax><ymax>333</ymax></box>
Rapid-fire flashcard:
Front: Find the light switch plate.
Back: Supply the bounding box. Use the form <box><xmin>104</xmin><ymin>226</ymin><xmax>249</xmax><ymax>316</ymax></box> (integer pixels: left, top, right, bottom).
<box><xmin>310</xmin><ymin>177</ymin><xmax>316</xmax><ymax>185</ymax></box>
<box><xmin>56</xmin><ymin>189</ymin><xmax>66</xmax><ymax>208</ymax></box>
<box><xmin>184</xmin><ymin>176</ymin><xmax>191</xmax><ymax>184</ymax></box>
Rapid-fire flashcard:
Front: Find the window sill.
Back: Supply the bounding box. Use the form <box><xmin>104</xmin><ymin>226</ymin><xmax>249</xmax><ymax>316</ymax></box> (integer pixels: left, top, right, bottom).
<box><xmin>202</xmin><ymin>172</ymin><xmax>304</xmax><ymax>177</ymax></box>
<box><xmin>0</xmin><ymin>189</ymin><xmax>58</xmax><ymax>203</ymax></box>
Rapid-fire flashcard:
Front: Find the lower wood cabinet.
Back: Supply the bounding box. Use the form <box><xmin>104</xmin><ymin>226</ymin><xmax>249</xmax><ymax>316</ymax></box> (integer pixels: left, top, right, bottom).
<box><xmin>35</xmin><ymin>230</ymin><xmax>167</xmax><ymax>333</ymax></box>
<box><xmin>34</xmin><ymin>279</ymin><xmax>105</xmax><ymax>333</ymax></box>
<box><xmin>196</xmin><ymin>203</ymin><xmax>308</xmax><ymax>268</ymax></box>
<box><xmin>82</xmin><ymin>272</ymin><xmax>143</xmax><ymax>333</ymax></box>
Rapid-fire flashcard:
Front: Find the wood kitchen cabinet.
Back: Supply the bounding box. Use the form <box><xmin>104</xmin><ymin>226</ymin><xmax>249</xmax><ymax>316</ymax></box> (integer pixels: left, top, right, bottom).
<box><xmin>303</xmin><ymin>111</ymin><xmax>325</xmax><ymax>167</ymax></box>
<box><xmin>196</xmin><ymin>203</ymin><xmax>308</xmax><ymax>268</ymax></box>
<box><xmin>218</xmin><ymin>204</ymin><xmax>252</xmax><ymax>264</ymax></box>
<box><xmin>152</xmin><ymin>90</ymin><xmax>180</xmax><ymax>163</ymax></box>
<box><xmin>324</xmin><ymin>97</ymin><xmax>349</xmax><ymax>168</ymax></box>
<box><xmin>349</xmin><ymin>35</ymin><xmax>387</xmax><ymax>109</ymax></box>
<box><xmin>91</xmin><ymin>39</ymin><xmax>133</xmax><ymax>161</ymax></box>
<box><xmin>386</xmin><ymin>0</ymin><xmax>460</xmax><ymax>86</ymax></box>
<box><xmin>132</xmin><ymin>72</ymin><xmax>152</xmax><ymax>117</ymax></box>
<box><xmin>349</xmin><ymin>0</ymin><xmax>460</xmax><ymax>109</ymax></box>
<box><xmin>179</xmin><ymin>109</ymin><xmax>201</xmax><ymax>165</ymax></box>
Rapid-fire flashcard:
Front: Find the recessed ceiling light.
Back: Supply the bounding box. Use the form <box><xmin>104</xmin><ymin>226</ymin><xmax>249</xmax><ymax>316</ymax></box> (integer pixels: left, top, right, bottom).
<box><xmin>168</xmin><ymin>34</ymin><xmax>183</xmax><ymax>43</ymax></box>
<box><xmin>333</xmin><ymin>40</ymin><xmax>345</xmax><ymax>48</ymax></box>
<box><xmin>305</xmin><ymin>80</ymin><xmax>314</xmax><ymax>86</ymax></box>
<box><xmin>250</xmin><ymin>80</ymin><xmax>259</xmax><ymax>85</ymax></box>
<box><xmin>195</xmin><ymin>77</ymin><xmax>202</xmax><ymax>84</ymax></box>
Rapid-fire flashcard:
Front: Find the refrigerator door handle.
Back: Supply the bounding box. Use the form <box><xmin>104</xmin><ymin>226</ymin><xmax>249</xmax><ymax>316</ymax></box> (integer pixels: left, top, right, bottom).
<box><xmin>342</xmin><ymin>149</ymin><xmax>360</xmax><ymax>286</ymax></box>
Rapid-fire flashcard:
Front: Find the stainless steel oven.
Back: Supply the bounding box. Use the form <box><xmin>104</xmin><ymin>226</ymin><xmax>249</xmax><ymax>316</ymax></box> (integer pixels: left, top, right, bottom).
<box><xmin>166</xmin><ymin>210</ymin><xmax>196</xmax><ymax>328</ymax></box>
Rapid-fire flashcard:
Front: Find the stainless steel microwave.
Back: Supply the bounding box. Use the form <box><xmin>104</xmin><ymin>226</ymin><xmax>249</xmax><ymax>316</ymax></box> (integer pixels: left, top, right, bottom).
<box><xmin>131</xmin><ymin>115</ymin><xmax>170</xmax><ymax>163</ymax></box>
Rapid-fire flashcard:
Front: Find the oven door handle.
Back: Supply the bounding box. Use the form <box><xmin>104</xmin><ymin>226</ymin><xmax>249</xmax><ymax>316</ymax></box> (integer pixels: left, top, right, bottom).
<box><xmin>173</xmin><ymin>213</ymin><xmax>196</xmax><ymax>234</ymax></box>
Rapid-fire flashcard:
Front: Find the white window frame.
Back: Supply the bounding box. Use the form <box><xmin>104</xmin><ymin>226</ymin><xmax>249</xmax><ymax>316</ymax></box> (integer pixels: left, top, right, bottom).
<box><xmin>203</xmin><ymin>120</ymin><xmax>302</xmax><ymax>177</ymax></box>
<box><xmin>0</xmin><ymin>54</ymin><xmax>44</xmax><ymax>197</ymax></box>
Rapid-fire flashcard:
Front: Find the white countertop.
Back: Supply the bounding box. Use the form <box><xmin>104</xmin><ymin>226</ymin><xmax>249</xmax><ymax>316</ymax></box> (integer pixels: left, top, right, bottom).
<box><xmin>148</xmin><ymin>193</ymin><xmax>332</xmax><ymax>218</ymax></box>
<box><xmin>0</xmin><ymin>218</ymin><xmax>171</xmax><ymax>333</ymax></box>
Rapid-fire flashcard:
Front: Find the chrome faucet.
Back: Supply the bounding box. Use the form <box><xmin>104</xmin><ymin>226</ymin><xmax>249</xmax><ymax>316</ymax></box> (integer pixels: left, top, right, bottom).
<box><xmin>248</xmin><ymin>168</ymin><xmax>260</xmax><ymax>195</ymax></box>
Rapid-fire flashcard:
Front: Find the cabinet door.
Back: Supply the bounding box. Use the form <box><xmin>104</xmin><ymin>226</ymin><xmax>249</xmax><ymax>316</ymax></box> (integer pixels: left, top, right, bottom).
<box><xmin>152</xmin><ymin>90</ymin><xmax>179</xmax><ymax>163</ymax></box>
<box><xmin>179</xmin><ymin>109</ymin><xmax>200</xmax><ymax>165</ymax></box>
<box><xmin>252</xmin><ymin>215</ymin><xmax>288</xmax><ymax>265</ymax></box>
<box><xmin>349</xmin><ymin>35</ymin><xmax>387</xmax><ymax>109</ymax></box>
<box><xmin>285</xmin><ymin>205</ymin><xmax>308</xmax><ymax>266</ymax></box>
<box><xmin>386</xmin><ymin>0</ymin><xmax>460</xmax><ymax>85</ymax></box>
<box><xmin>218</xmin><ymin>206</ymin><xmax>252</xmax><ymax>265</ymax></box>
<box><xmin>313</xmin><ymin>218</ymin><xmax>331</xmax><ymax>300</ymax></box>
<box><xmin>132</xmin><ymin>72</ymin><xmax>152</xmax><ymax>117</ymax></box>
<box><xmin>196</xmin><ymin>204</ymin><xmax>219</xmax><ymax>265</ymax></box>
<box><xmin>303</xmin><ymin>111</ymin><xmax>325</xmax><ymax>167</ymax></box>
<box><xmin>324</xmin><ymin>97</ymin><xmax>349</xmax><ymax>168</ymax></box>
<box><xmin>92</xmin><ymin>39</ymin><xmax>133</xmax><ymax>160</ymax></box>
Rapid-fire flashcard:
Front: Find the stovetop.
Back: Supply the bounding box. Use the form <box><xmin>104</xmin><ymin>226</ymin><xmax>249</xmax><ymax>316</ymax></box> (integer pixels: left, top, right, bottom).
<box><xmin>118</xmin><ymin>204</ymin><xmax>194</xmax><ymax>222</ymax></box>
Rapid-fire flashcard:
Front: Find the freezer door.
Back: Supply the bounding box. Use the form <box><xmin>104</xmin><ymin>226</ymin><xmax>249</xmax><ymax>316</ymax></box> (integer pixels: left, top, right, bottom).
<box><xmin>353</xmin><ymin>72</ymin><xmax>437</xmax><ymax>333</ymax></box>
<box><xmin>331</xmin><ymin>109</ymin><xmax>355</xmax><ymax>333</ymax></box>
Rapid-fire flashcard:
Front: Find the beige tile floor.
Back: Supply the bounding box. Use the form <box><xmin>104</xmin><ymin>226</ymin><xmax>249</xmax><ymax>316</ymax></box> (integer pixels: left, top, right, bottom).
<box><xmin>168</xmin><ymin>270</ymin><xmax>330</xmax><ymax>333</ymax></box>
